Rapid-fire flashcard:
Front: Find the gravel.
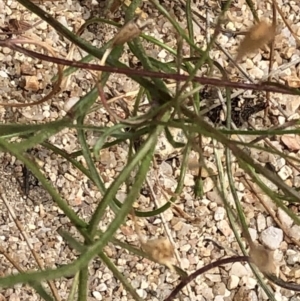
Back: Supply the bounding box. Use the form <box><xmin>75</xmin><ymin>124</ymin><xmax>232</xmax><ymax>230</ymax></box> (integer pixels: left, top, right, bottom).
<box><xmin>1</xmin><ymin>0</ymin><xmax>300</xmax><ymax>300</ymax></box>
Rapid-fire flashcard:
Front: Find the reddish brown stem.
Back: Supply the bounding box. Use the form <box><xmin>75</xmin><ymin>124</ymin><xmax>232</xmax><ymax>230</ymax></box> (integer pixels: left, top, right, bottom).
<box><xmin>2</xmin><ymin>39</ymin><xmax>299</xmax><ymax>96</ymax></box>
<box><xmin>164</xmin><ymin>256</ymin><xmax>250</xmax><ymax>301</ymax></box>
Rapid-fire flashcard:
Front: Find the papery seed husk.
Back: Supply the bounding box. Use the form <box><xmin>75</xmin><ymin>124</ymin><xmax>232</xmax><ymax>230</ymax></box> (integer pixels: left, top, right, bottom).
<box><xmin>236</xmin><ymin>21</ymin><xmax>276</xmax><ymax>62</ymax></box>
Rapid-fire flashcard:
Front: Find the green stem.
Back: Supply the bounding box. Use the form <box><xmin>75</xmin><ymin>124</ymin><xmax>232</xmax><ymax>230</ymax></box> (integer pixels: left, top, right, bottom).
<box><xmin>77</xmin><ymin>267</ymin><xmax>88</xmax><ymax>301</ymax></box>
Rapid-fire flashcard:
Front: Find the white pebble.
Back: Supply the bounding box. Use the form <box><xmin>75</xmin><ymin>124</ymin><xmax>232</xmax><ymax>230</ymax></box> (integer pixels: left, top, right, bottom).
<box><xmin>140</xmin><ymin>280</ymin><xmax>148</xmax><ymax>289</ymax></box>
<box><xmin>43</xmin><ymin>110</ymin><xmax>50</xmax><ymax>118</ymax></box>
<box><xmin>184</xmin><ymin>173</ymin><xmax>195</xmax><ymax>186</ymax></box>
<box><xmin>230</xmin><ymin>262</ymin><xmax>248</xmax><ymax>277</ymax></box>
<box><xmin>203</xmin><ymin>177</ymin><xmax>214</xmax><ymax>193</ymax></box>
<box><xmin>217</xmin><ymin>220</ymin><xmax>233</xmax><ymax>237</ymax></box>
<box><xmin>261</xmin><ymin>226</ymin><xmax>283</xmax><ymax>250</ymax></box>
<box><xmin>256</xmin><ymin>213</ymin><xmax>266</xmax><ymax>232</ymax></box>
<box><xmin>64</xmin><ymin>97</ymin><xmax>80</xmax><ymax>112</ymax></box>
<box><xmin>205</xmin><ymin>274</ymin><xmax>221</xmax><ymax>282</ymax></box>
<box><xmin>241</xmin><ymin>276</ymin><xmax>257</xmax><ymax>289</ymax></box>
<box><xmin>289</xmin><ymin>225</ymin><xmax>300</xmax><ymax>240</ymax></box>
<box><xmin>136</xmin><ymin>289</ymin><xmax>147</xmax><ymax>298</ymax></box>
<box><xmin>181</xmin><ymin>258</ymin><xmax>190</xmax><ymax>269</ymax></box>
<box><xmin>158</xmin><ymin>49</ymin><xmax>167</xmax><ymax>59</ymax></box>
<box><xmin>278</xmin><ymin>165</ymin><xmax>292</xmax><ymax>180</ymax></box>
<box><xmin>98</xmin><ymin>283</ymin><xmax>107</xmax><ymax>291</ymax></box>
<box><xmin>248</xmin><ymin>66</ymin><xmax>265</xmax><ymax>79</ymax></box>
<box><xmin>248</xmin><ymin>228</ymin><xmax>257</xmax><ymax>241</ymax></box>
<box><xmin>278</xmin><ymin>115</ymin><xmax>286</xmax><ymax>125</ymax></box>
<box><xmin>278</xmin><ymin>208</ymin><xmax>293</xmax><ymax>228</ymax></box>
<box><xmin>227</xmin><ymin>275</ymin><xmax>239</xmax><ymax>289</ymax></box>
<box><xmin>214</xmin><ymin>207</ymin><xmax>225</xmax><ymax>221</ymax></box>
<box><xmin>202</xmin><ymin>287</ymin><xmax>214</xmax><ymax>299</ymax></box>
<box><xmin>245</xmin><ymin>58</ymin><xmax>254</xmax><ymax>69</ymax></box>
<box><xmin>0</xmin><ymin>70</ymin><xmax>8</xmax><ymax>77</ymax></box>
<box><xmin>226</xmin><ymin>22</ymin><xmax>235</xmax><ymax>31</ymax></box>
<box><xmin>92</xmin><ymin>291</ymin><xmax>102</xmax><ymax>300</ymax></box>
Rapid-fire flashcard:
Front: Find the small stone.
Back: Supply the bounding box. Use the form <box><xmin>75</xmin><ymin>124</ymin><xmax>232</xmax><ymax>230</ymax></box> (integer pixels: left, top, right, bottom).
<box><xmin>226</xmin><ymin>21</ymin><xmax>235</xmax><ymax>31</ymax></box>
<box><xmin>201</xmin><ymin>247</ymin><xmax>212</xmax><ymax>257</ymax></box>
<box><xmin>261</xmin><ymin>226</ymin><xmax>283</xmax><ymax>250</ymax></box>
<box><xmin>278</xmin><ymin>208</ymin><xmax>293</xmax><ymax>228</ymax></box>
<box><xmin>248</xmin><ymin>291</ymin><xmax>258</xmax><ymax>301</ymax></box>
<box><xmin>207</xmin><ymin>189</ymin><xmax>223</xmax><ymax>204</ymax></box>
<box><xmin>203</xmin><ymin>177</ymin><xmax>214</xmax><ymax>193</ymax></box>
<box><xmin>230</xmin><ymin>262</ymin><xmax>248</xmax><ymax>277</ymax></box>
<box><xmin>160</xmin><ymin>161</ymin><xmax>173</xmax><ymax>177</ymax></box>
<box><xmin>217</xmin><ymin>220</ymin><xmax>233</xmax><ymax>237</ymax></box>
<box><xmin>2</xmin><ymin>47</ymin><xmax>11</xmax><ymax>54</ymax></box>
<box><xmin>173</xmin><ymin>220</ymin><xmax>183</xmax><ymax>231</ymax></box>
<box><xmin>213</xmin><ymin>282</ymin><xmax>226</xmax><ymax>296</ymax></box>
<box><xmin>289</xmin><ymin>225</ymin><xmax>300</xmax><ymax>240</ymax></box>
<box><xmin>295</xmin><ymin>269</ymin><xmax>300</xmax><ymax>278</ymax></box>
<box><xmin>181</xmin><ymin>257</ymin><xmax>190</xmax><ymax>269</ymax></box>
<box><xmin>180</xmin><ymin>244</ymin><xmax>191</xmax><ymax>252</ymax></box>
<box><xmin>214</xmin><ymin>296</ymin><xmax>224</xmax><ymax>301</ymax></box>
<box><xmin>241</xmin><ymin>276</ymin><xmax>257</xmax><ymax>289</ymax></box>
<box><xmin>140</xmin><ymin>280</ymin><xmax>148</xmax><ymax>289</ymax></box>
<box><xmin>227</xmin><ymin>275</ymin><xmax>239</xmax><ymax>289</ymax></box>
<box><xmin>92</xmin><ymin>291</ymin><xmax>102</xmax><ymax>300</ymax></box>
<box><xmin>184</xmin><ymin>173</ymin><xmax>194</xmax><ymax>186</ymax></box>
<box><xmin>214</xmin><ymin>207</ymin><xmax>225</xmax><ymax>221</ymax></box>
<box><xmin>276</xmin><ymin>157</ymin><xmax>286</xmax><ymax>169</ymax></box>
<box><xmin>248</xmin><ymin>228</ymin><xmax>257</xmax><ymax>242</ymax></box>
<box><xmin>158</xmin><ymin>49</ymin><xmax>167</xmax><ymax>59</ymax></box>
<box><xmin>6</xmin><ymin>293</ymin><xmax>20</xmax><ymax>301</ymax></box>
<box><xmin>256</xmin><ymin>213</ymin><xmax>266</xmax><ymax>232</ymax></box>
<box><xmin>136</xmin><ymin>289</ymin><xmax>146</xmax><ymax>298</ymax></box>
<box><xmin>245</xmin><ymin>58</ymin><xmax>254</xmax><ymax>69</ymax></box>
<box><xmin>163</xmin><ymin>177</ymin><xmax>177</xmax><ymax>189</ymax></box>
<box><xmin>202</xmin><ymin>287</ymin><xmax>214</xmax><ymax>300</ymax></box>
<box><xmin>24</xmin><ymin>75</ymin><xmax>39</xmax><ymax>91</ymax></box>
<box><xmin>0</xmin><ymin>70</ymin><xmax>8</xmax><ymax>78</ymax></box>
<box><xmin>205</xmin><ymin>273</ymin><xmax>221</xmax><ymax>282</ymax></box>
<box><xmin>200</xmin><ymin>161</ymin><xmax>218</xmax><ymax>177</ymax></box>
<box><xmin>281</xmin><ymin>134</ymin><xmax>300</xmax><ymax>151</ymax></box>
<box><xmin>278</xmin><ymin>165</ymin><xmax>292</xmax><ymax>180</ymax></box>
<box><xmin>286</xmin><ymin>249</ymin><xmax>297</xmax><ymax>256</ymax></box>
<box><xmin>248</xmin><ymin>66</ymin><xmax>264</xmax><ymax>79</ymax></box>
<box><xmin>287</xmin><ymin>249</ymin><xmax>300</xmax><ymax>265</ymax></box>
<box><xmin>98</xmin><ymin>283</ymin><xmax>107</xmax><ymax>291</ymax></box>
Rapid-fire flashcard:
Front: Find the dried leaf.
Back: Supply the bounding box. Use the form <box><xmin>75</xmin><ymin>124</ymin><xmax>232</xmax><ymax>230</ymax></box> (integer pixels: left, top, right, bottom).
<box><xmin>236</xmin><ymin>21</ymin><xmax>276</xmax><ymax>62</ymax></box>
